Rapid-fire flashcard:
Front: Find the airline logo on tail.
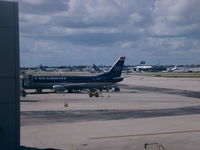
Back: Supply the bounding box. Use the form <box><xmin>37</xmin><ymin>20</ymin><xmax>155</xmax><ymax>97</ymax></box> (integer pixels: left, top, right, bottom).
<box><xmin>114</xmin><ymin>66</ymin><xmax>122</xmax><ymax>71</ymax></box>
<box><xmin>100</xmin><ymin>56</ymin><xmax>125</xmax><ymax>78</ymax></box>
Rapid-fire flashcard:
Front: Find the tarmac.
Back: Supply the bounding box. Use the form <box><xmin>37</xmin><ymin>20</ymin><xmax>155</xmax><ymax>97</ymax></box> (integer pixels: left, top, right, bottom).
<box><xmin>20</xmin><ymin>74</ymin><xmax>200</xmax><ymax>150</ymax></box>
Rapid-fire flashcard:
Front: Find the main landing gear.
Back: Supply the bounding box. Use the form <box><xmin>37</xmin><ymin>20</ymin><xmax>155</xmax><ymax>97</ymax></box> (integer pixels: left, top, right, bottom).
<box><xmin>36</xmin><ymin>89</ymin><xmax>42</xmax><ymax>94</ymax></box>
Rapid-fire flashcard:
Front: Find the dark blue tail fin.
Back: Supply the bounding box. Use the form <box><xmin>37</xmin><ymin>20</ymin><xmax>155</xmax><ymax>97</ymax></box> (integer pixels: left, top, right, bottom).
<box><xmin>39</xmin><ymin>64</ymin><xmax>47</xmax><ymax>71</ymax></box>
<box><xmin>93</xmin><ymin>64</ymin><xmax>101</xmax><ymax>72</ymax></box>
<box><xmin>99</xmin><ymin>57</ymin><xmax>125</xmax><ymax>78</ymax></box>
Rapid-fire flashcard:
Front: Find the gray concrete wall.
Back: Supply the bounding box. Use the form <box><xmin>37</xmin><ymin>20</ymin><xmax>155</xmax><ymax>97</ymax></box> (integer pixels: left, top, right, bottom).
<box><xmin>0</xmin><ymin>1</ymin><xmax>20</xmax><ymax>149</ymax></box>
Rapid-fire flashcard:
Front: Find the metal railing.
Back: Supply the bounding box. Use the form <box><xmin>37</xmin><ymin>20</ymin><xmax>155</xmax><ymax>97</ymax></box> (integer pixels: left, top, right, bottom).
<box><xmin>144</xmin><ymin>143</ymin><xmax>167</xmax><ymax>150</ymax></box>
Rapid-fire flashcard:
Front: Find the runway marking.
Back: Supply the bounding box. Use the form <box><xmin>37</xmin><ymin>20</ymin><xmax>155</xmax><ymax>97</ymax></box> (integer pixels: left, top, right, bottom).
<box><xmin>89</xmin><ymin>129</ymin><xmax>200</xmax><ymax>139</ymax></box>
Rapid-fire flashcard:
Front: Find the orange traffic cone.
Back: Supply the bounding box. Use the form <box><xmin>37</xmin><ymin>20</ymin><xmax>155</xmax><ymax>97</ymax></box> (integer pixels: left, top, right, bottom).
<box><xmin>64</xmin><ymin>101</ymin><xmax>69</xmax><ymax>107</ymax></box>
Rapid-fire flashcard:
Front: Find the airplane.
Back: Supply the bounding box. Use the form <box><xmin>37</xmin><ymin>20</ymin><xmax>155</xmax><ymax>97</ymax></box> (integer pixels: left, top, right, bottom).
<box><xmin>167</xmin><ymin>65</ymin><xmax>177</xmax><ymax>72</ymax></box>
<box><xmin>21</xmin><ymin>56</ymin><xmax>126</xmax><ymax>97</ymax></box>
<box><xmin>86</xmin><ymin>64</ymin><xmax>103</xmax><ymax>73</ymax></box>
<box><xmin>39</xmin><ymin>64</ymin><xmax>57</xmax><ymax>72</ymax></box>
<box><xmin>92</xmin><ymin>64</ymin><xmax>109</xmax><ymax>73</ymax></box>
<box><xmin>93</xmin><ymin>64</ymin><xmax>102</xmax><ymax>72</ymax></box>
<box><xmin>82</xmin><ymin>64</ymin><xmax>103</xmax><ymax>73</ymax></box>
<box><xmin>39</xmin><ymin>64</ymin><xmax>47</xmax><ymax>71</ymax></box>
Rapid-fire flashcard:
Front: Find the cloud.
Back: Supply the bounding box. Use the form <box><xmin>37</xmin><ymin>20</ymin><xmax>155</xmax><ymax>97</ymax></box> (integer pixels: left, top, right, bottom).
<box><xmin>20</xmin><ymin>0</ymin><xmax>69</xmax><ymax>14</ymax></box>
<box><xmin>148</xmin><ymin>0</ymin><xmax>200</xmax><ymax>37</ymax></box>
<box><xmin>8</xmin><ymin>0</ymin><xmax>199</xmax><ymax>66</ymax></box>
<box><xmin>129</xmin><ymin>13</ymin><xmax>144</xmax><ymax>24</ymax></box>
<box><xmin>120</xmin><ymin>41</ymin><xmax>135</xmax><ymax>48</ymax></box>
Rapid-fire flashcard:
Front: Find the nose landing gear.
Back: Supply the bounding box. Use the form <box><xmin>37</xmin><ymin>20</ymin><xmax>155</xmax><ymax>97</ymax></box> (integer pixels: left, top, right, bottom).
<box><xmin>21</xmin><ymin>90</ymin><xmax>27</xmax><ymax>97</ymax></box>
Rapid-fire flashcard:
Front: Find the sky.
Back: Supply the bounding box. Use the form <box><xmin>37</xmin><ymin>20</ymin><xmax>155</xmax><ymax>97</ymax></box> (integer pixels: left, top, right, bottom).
<box><xmin>5</xmin><ymin>0</ymin><xmax>200</xmax><ymax>66</ymax></box>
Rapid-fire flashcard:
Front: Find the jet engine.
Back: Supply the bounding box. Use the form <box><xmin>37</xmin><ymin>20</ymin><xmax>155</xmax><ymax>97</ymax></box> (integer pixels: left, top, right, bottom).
<box><xmin>53</xmin><ymin>85</ymin><xmax>65</xmax><ymax>92</ymax></box>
